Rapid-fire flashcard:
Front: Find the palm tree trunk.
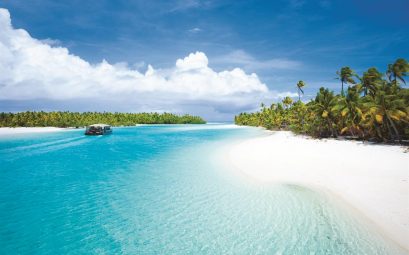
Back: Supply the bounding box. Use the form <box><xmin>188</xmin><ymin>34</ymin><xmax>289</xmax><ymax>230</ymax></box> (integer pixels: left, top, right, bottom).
<box><xmin>374</xmin><ymin>125</ymin><xmax>384</xmax><ymax>142</ymax></box>
<box><xmin>341</xmin><ymin>81</ymin><xmax>344</xmax><ymax>96</ymax></box>
<box><xmin>386</xmin><ymin>114</ymin><xmax>401</xmax><ymax>142</ymax></box>
<box><xmin>350</xmin><ymin>125</ymin><xmax>356</xmax><ymax>137</ymax></box>
<box><xmin>327</xmin><ymin>119</ymin><xmax>334</xmax><ymax>137</ymax></box>
<box><xmin>385</xmin><ymin>118</ymin><xmax>394</xmax><ymax>141</ymax></box>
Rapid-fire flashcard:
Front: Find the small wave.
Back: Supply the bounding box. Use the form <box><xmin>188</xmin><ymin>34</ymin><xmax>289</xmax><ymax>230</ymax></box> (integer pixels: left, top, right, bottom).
<box><xmin>2</xmin><ymin>138</ymin><xmax>89</xmax><ymax>161</ymax></box>
<box><xmin>1</xmin><ymin>136</ymin><xmax>84</xmax><ymax>153</ymax></box>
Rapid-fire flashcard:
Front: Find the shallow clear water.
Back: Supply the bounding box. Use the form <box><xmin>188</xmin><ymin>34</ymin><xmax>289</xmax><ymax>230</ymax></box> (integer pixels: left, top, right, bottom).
<box><xmin>0</xmin><ymin>125</ymin><xmax>406</xmax><ymax>254</ymax></box>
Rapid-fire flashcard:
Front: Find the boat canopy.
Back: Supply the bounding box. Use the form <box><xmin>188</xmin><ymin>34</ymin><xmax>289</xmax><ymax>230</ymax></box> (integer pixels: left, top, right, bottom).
<box><xmin>88</xmin><ymin>124</ymin><xmax>111</xmax><ymax>128</ymax></box>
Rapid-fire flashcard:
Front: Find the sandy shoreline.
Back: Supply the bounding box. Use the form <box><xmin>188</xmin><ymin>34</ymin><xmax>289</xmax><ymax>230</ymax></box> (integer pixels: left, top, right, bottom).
<box><xmin>0</xmin><ymin>127</ymin><xmax>73</xmax><ymax>136</ymax></box>
<box><xmin>228</xmin><ymin>131</ymin><xmax>409</xmax><ymax>251</ymax></box>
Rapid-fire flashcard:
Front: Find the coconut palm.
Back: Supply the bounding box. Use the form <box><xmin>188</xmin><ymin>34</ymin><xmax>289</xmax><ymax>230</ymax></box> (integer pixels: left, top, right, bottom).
<box><xmin>332</xmin><ymin>87</ymin><xmax>364</xmax><ymax>137</ymax></box>
<box><xmin>296</xmin><ymin>80</ymin><xmax>305</xmax><ymax>101</ymax></box>
<box><xmin>362</xmin><ymin>84</ymin><xmax>408</xmax><ymax>142</ymax></box>
<box><xmin>282</xmin><ymin>96</ymin><xmax>293</xmax><ymax>109</ymax></box>
<box><xmin>361</xmin><ymin>67</ymin><xmax>383</xmax><ymax>96</ymax></box>
<box><xmin>386</xmin><ymin>58</ymin><xmax>409</xmax><ymax>85</ymax></box>
<box><xmin>311</xmin><ymin>87</ymin><xmax>338</xmax><ymax>137</ymax></box>
<box><xmin>337</xmin><ymin>67</ymin><xmax>357</xmax><ymax>97</ymax></box>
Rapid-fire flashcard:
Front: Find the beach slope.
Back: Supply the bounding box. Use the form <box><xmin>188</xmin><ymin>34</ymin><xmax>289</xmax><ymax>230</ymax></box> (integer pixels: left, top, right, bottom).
<box><xmin>228</xmin><ymin>131</ymin><xmax>409</xmax><ymax>250</ymax></box>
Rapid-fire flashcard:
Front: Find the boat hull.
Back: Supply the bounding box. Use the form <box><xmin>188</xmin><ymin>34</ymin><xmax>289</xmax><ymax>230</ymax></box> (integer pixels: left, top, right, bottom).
<box><xmin>85</xmin><ymin>130</ymin><xmax>112</xmax><ymax>136</ymax></box>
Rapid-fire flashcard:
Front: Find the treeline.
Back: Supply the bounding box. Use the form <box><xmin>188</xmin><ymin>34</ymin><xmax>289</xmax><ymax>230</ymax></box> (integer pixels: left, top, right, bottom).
<box><xmin>0</xmin><ymin>111</ymin><xmax>206</xmax><ymax>127</ymax></box>
<box><xmin>235</xmin><ymin>58</ymin><xmax>409</xmax><ymax>143</ymax></box>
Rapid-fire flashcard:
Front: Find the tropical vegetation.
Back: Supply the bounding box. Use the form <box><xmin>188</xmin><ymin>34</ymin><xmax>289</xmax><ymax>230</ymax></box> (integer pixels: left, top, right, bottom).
<box><xmin>235</xmin><ymin>58</ymin><xmax>409</xmax><ymax>143</ymax></box>
<box><xmin>0</xmin><ymin>111</ymin><xmax>206</xmax><ymax>127</ymax></box>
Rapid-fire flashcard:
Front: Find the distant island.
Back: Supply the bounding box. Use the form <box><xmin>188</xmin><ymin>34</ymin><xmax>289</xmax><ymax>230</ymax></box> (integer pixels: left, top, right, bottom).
<box><xmin>235</xmin><ymin>58</ymin><xmax>409</xmax><ymax>144</ymax></box>
<box><xmin>0</xmin><ymin>111</ymin><xmax>206</xmax><ymax>127</ymax></box>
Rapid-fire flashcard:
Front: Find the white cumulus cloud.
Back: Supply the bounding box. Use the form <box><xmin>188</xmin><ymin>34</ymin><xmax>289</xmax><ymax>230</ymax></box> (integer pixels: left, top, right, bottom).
<box><xmin>0</xmin><ymin>8</ymin><xmax>291</xmax><ymax>120</ymax></box>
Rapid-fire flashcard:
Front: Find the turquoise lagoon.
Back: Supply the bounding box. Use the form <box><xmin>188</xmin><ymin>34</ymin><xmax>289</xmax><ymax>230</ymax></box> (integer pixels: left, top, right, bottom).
<box><xmin>0</xmin><ymin>124</ymin><xmax>406</xmax><ymax>254</ymax></box>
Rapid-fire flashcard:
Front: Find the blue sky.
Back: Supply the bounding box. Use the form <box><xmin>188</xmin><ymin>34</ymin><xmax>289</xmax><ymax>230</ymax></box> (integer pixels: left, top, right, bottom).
<box><xmin>0</xmin><ymin>0</ymin><xmax>408</xmax><ymax>120</ymax></box>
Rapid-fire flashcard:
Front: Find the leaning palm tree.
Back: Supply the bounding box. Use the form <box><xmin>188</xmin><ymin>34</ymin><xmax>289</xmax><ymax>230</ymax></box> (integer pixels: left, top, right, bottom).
<box><xmin>386</xmin><ymin>58</ymin><xmax>409</xmax><ymax>85</ymax></box>
<box><xmin>296</xmin><ymin>80</ymin><xmax>305</xmax><ymax>101</ymax></box>
<box><xmin>336</xmin><ymin>67</ymin><xmax>357</xmax><ymax>97</ymax></box>
<box><xmin>362</xmin><ymin>87</ymin><xmax>407</xmax><ymax>142</ymax></box>
<box><xmin>361</xmin><ymin>67</ymin><xmax>383</xmax><ymax>96</ymax></box>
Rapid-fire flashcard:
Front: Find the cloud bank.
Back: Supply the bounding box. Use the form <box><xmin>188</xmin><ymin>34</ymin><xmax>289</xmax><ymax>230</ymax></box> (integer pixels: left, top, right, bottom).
<box><xmin>0</xmin><ymin>8</ymin><xmax>292</xmax><ymax>120</ymax></box>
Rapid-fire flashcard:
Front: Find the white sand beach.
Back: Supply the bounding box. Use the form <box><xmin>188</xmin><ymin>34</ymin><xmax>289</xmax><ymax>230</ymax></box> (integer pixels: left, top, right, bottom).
<box><xmin>228</xmin><ymin>131</ymin><xmax>409</xmax><ymax>251</ymax></box>
<box><xmin>0</xmin><ymin>127</ymin><xmax>70</xmax><ymax>136</ymax></box>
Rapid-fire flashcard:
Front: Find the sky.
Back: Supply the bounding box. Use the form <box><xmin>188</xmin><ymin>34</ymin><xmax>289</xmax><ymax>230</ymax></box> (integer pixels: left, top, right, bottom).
<box><xmin>0</xmin><ymin>0</ymin><xmax>408</xmax><ymax>120</ymax></box>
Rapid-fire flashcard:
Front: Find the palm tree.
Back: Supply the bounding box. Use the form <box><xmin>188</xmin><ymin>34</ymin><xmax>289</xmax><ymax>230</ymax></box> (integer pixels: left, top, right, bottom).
<box><xmin>282</xmin><ymin>96</ymin><xmax>293</xmax><ymax>109</ymax></box>
<box><xmin>332</xmin><ymin>87</ymin><xmax>364</xmax><ymax>137</ymax></box>
<box><xmin>337</xmin><ymin>67</ymin><xmax>357</xmax><ymax>97</ymax></box>
<box><xmin>296</xmin><ymin>80</ymin><xmax>305</xmax><ymax>101</ymax></box>
<box><xmin>386</xmin><ymin>58</ymin><xmax>409</xmax><ymax>85</ymax></box>
<box><xmin>361</xmin><ymin>67</ymin><xmax>383</xmax><ymax>96</ymax></box>
<box><xmin>312</xmin><ymin>88</ymin><xmax>338</xmax><ymax>137</ymax></box>
<box><xmin>362</xmin><ymin>86</ymin><xmax>407</xmax><ymax>142</ymax></box>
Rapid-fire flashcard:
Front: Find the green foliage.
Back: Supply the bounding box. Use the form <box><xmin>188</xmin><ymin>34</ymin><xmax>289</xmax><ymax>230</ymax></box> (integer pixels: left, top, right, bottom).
<box><xmin>387</xmin><ymin>58</ymin><xmax>409</xmax><ymax>85</ymax></box>
<box><xmin>361</xmin><ymin>67</ymin><xmax>383</xmax><ymax>96</ymax></box>
<box><xmin>235</xmin><ymin>58</ymin><xmax>409</xmax><ymax>143</ymax></box>
<box><xmin>282</xmin><ymin>96</ymin><xmax>293</xmax><ymax>108</ymax></box>
<box><xmin>337</xmin><ymin>66</ymin><xmax>358</xmax><ymax>96</ymax></box>
<box><xmin>0</xmin><ymin>111</ymin><xmax>206</xmax><ymax>127</ymax></box>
